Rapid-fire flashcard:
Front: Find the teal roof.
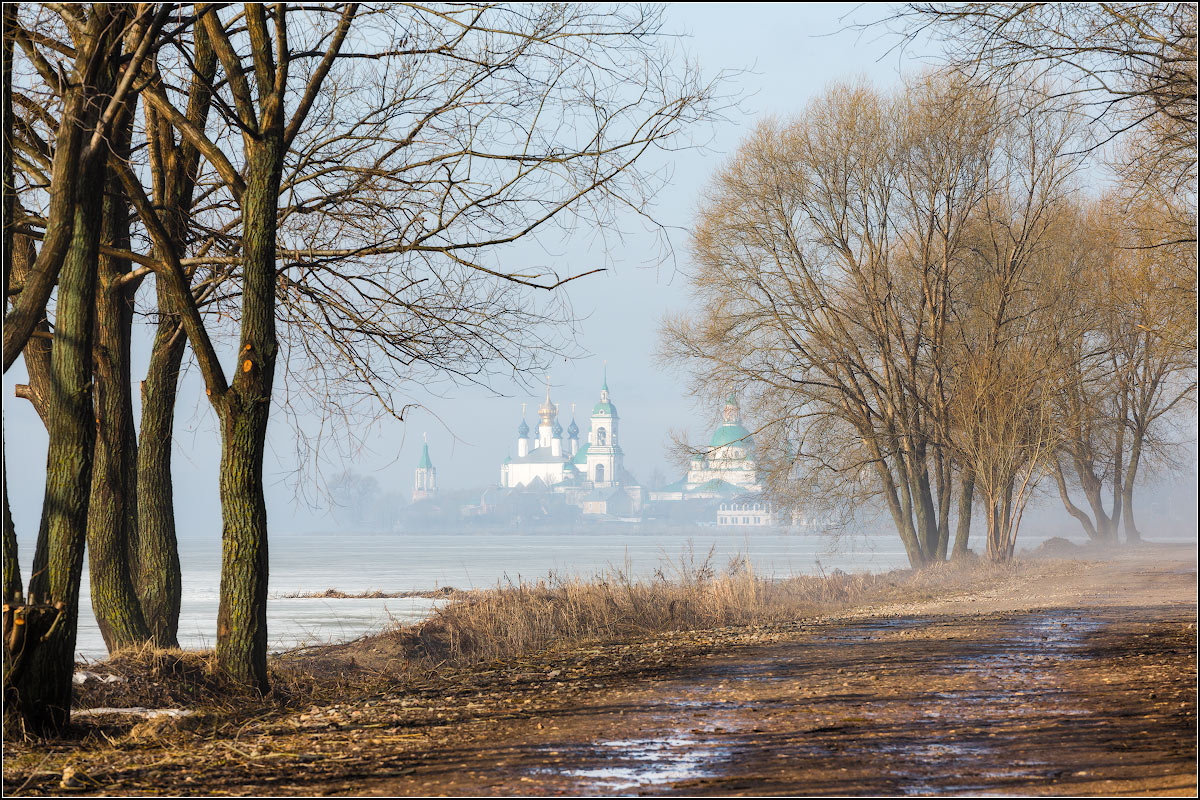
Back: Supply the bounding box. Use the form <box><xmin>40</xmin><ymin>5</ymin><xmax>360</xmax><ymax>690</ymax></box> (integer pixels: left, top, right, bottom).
<box><xmin>594</xmin><ymin>368</ymin><xmax>616</xmax><ymax>415</ymax></box>
<box><xmin>418</xmin><ymin>442</ymin><xmax>434</xmax><ymax>469</ymax></box>
<box><xmin>571</xmin><ymin>443</ymin><xmax>591</xmax><ymax>465</ymax></box>
<box><xmin>709</xmin><ymin>423</ymin><xmax>752</xmax><ymax>449</ymax></box>
<box><xmin>691</xmin><ymin>478</ymin><xmax>743</xmax><ymax>496</ymax></box>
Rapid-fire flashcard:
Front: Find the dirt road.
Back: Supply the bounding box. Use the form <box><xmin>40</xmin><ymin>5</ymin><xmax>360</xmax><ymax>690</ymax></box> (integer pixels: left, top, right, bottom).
<box><xmin>5</xmin><ymin>548</ymin><xmax>1195</xmax><ymax>796</ymax></box>
<box><xmin>341</xmin><ymin>549</ymin><xmax>1197</xmax><ymax>796</ymax></box>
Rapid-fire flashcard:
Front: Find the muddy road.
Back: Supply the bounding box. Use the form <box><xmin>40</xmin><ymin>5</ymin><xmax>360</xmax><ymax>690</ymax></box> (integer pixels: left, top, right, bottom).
<box><xmin>4</xmin><ymin>549</ymin><xmax>1195</xmax><ymax>796</ymax></box>
<box><xmin>403</xmin><ymin>607</ymin><xmax>1192</xmax><ymax>796</ymax></box>
<box><xmin>354</xmin><ymin>551</ymin><xmax>1198</xmax><ymax>796</ymax></box>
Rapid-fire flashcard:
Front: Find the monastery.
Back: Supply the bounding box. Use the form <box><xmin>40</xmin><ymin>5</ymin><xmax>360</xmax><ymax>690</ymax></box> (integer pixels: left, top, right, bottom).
<box><xmin>409</xmin><ymin>376</ymin><xmax>788</xmax><ymax>526</ymax></box>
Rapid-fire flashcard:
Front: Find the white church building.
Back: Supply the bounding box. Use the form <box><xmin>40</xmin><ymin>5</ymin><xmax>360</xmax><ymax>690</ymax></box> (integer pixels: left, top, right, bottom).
<box><xmin>499</xmin><ymin>373</ymin><xmax>642</xmax><ymax>515</ymax></box>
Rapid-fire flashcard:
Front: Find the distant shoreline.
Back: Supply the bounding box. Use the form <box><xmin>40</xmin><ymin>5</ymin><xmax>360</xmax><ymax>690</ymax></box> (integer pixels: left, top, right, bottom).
<box><xmin>280</xmin><ymin>587</ymin><xmax>464</xmax><ymax>600</ymax></box>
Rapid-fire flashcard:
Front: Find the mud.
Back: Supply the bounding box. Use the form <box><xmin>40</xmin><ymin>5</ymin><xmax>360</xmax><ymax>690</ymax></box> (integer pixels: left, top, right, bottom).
<box><xmin>3</xmin><ymin>549</ymin><xmax>1195</xmax><ymax>796</ymax></box>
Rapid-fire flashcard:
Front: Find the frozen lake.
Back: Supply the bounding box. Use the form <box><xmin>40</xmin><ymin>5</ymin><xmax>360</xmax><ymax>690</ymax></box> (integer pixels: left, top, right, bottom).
<box><xmin>13</xmin><ymin>524</ymin><xmax>1183</xmax><ymax>661</ymax></box>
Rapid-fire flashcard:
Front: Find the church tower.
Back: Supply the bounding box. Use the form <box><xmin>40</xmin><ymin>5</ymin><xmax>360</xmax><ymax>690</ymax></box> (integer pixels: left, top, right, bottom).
<box><xmin>413</xmin><ymin>436</ymin><xmax>437</xmax><ymax>502</ymax></box>
<box><xmin>567</xmin><ymin>404</ymin><xmax>580</xmax><ymax>457</ymax></box>
<box><xmin>585</xmin><ymin>369</ymin><xmax>623</xmax><ymax>487</ymax></box>
<box><xmin>516</xmin><ymin>405</ymin><xmax>531</xmax><ymax>457</ymax></box>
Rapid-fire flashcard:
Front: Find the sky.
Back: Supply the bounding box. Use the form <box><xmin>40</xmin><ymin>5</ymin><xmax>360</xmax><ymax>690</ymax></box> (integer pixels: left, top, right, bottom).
<box><xmin>4</xmin><ymin>4</ymin><xmax>1192</xmax><ymax>540</ymax></box>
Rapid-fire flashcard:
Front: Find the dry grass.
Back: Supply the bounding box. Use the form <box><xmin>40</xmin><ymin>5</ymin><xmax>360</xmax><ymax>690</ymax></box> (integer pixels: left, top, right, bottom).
<box><xmin>66</xmin><ymin>550</ymin><xmax>1037</xmax><ymax>724</ymax></box>
<box><xmin>371</xmin><ymin>547</ymin><xmax>1028</xmax><ymax>667</ymax></box>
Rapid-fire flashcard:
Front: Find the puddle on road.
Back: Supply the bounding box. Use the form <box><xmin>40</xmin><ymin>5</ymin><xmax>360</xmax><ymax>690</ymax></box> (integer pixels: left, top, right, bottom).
<box><xmin>547</xmin><ymin>734</ymin><xmax>732</xmax><ymax>792</ymax></box>
<box><xmin>873</xmin><ymin>739</ymin><xmax>1056</xmax><ymax>795</ymax></box>
<box><xmin>530</xmin><ymin>699</ymin><xmax>744</xmax><ymax>793</ymax></box>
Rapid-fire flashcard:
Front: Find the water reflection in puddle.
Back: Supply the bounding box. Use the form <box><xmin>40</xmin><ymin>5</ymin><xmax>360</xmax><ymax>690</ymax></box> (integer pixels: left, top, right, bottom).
<box><xmin>535</xmin><ymin>731</ymin><xmax>734</xmax><ymax>793</ymax></box>
<box><xmin>865</xmin><ymin>612</ymin><xmax>1103</xmax><ymax>794</ymax></box>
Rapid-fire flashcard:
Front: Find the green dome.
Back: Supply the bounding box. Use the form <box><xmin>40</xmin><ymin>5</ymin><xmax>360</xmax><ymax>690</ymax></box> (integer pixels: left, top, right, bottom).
<box><xmin>709</xmin><ymin>423</ymin><xmax>752</xmax><ymax>449</ymax></box>
<box><xmin>592</xmin><ymin>401</ymin><xmax>616</xmax><ymax>416</ymax></box>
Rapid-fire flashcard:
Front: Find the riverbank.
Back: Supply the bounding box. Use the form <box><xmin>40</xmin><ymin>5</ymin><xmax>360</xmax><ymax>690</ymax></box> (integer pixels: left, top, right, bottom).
<box><xmin>3</xmin><ymin>543</ymin><xmax>1195</xmax><ymax>795</ymax></box>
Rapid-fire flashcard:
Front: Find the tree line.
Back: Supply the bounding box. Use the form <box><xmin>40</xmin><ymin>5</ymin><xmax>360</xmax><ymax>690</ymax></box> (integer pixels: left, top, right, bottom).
<box><xmin>662</xmin><ymin>4</ymin><xmax>1196</xmax><ymax>568</ymax></box>
<box><xmin>2</xmin><ymin>2</ymin><xmax>721</xmax><ymax>734</ymax></box>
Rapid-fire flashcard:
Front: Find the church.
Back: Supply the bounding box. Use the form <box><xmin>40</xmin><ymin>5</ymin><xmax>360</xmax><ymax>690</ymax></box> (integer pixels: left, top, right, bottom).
<box><xmin>499</xmin><ymin>373</ymin><xmax>643</xmax><ymax>516</ymax></box>
<box><xmin>649</xmin><ymin>394</ymin><xmax>782</xmax><ymax>526</ymax></box>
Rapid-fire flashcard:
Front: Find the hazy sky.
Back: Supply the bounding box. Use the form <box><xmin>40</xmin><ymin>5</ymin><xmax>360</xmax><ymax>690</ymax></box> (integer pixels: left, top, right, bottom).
<box><xmin>16</xmin><ymin>3</ymin><xmax>1189</xmax><ymax>543</ymax></box>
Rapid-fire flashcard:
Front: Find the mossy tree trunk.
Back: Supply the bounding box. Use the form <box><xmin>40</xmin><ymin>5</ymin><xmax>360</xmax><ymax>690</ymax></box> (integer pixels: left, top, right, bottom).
<box><xmin>214</xmin><ymin>135</ymin><xmax>282</xmax><ymax>693</ymax></box>
<box><xmin>132</xmin><ymin>24</ymin><xmax>217</xmax><ymax>647</ymax></box>
<box><xmin>88</xmin><ymin>108</ymin><xmax>152</xmax><ymax>652</ymax></box>
<box><xmin>9</xmin><ymin>146</ymin><xmax>106</xmax><ymax>734</ymax></box>
<box><xmin>134</xmin><ymin>301</ymin><xmax>187</xmax><ymax>646</ymax></box>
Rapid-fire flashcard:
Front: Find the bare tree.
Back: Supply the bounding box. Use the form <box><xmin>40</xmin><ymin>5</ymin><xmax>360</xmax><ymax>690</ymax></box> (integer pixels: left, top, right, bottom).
<box><xmin>1048</xmin><ymin>193</ymin><xmax>1196</xmax><ymax>545</ymax></box>
<box><xmin>662</xmin><ymin>74</ymin><xmax>999</xmax><ymax>567</ymax></box>
<box><xmin>945</xmin><ymin>94</ymin><xmax>1089</xmax><ymax>560</ymax></box>
<box><xmin>878</xmin><ymin>3</ymin><xmax>1197</xmax><ymax>203</ymax></box>
<box><xmin>664</xmin><ymin>72</ymin><xmax>1091</xmax><ymax>564</ymax></box>
<box><xmin>1108</xmin><ymin>194</ymin><xmax>1197</xmax><ymax>540</ymax></box>
<box><xmin>109</xmin><ymin>2</ymin><xmax>722</xmax><ymax>689</ymax></box>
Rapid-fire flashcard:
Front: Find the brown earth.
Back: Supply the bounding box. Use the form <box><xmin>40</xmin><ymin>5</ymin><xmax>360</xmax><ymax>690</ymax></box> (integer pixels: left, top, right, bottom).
<box><xmin>3</xmin><ymin>545</ymin><xmax>1195</xmax><ymax>796</ymax></box>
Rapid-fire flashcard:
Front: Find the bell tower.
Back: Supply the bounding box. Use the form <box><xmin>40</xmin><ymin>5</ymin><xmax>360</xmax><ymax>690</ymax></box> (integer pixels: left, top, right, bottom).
<box><xmin>413</xmin><ymin>435</ymin><xmax>437</xmax><ymax>502</ymax></box>
<box><xmin>586</xmin><ymin>367</ymin><xmax>623</xmax><ymax>488</ymax></box>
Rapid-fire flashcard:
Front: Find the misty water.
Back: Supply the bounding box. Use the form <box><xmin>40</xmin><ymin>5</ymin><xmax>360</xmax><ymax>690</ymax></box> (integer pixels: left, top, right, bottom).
<box><xmin>15</xmin><ymin>525</ymin><xmax>1193</xmax><ymax>661</ymax></box>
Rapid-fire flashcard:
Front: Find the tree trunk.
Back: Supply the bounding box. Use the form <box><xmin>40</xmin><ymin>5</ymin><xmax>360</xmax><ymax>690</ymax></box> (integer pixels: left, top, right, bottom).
<box><xmin>934</xmin><ymin>452</ymin><xmax>953</xmax><ymax>561</ymax></box>
<box><xmin>876</xmin><ymin>452</ymin><xmax>927</xmax><ymax>568</ymax></box>
<box><xmin>1001</xmin><ymin>478</ymin><xmax>1016</xmax><ymax>560</ymax></box>
<box><xmin>132</xmin><ymin>25</ymin><xmax>216</xmax><ymax>648</ymax></box>
<box><xmin>1053</xmin><ymin>460</ymin><xmax>1100</xmax><ymax>540</ymax></box>
<box><xmin>1122</xmin><ymin>431</ymin><xmax>1143</xmax><ymax>543</ymax></box>
<box><xmin>8</xmin><ymin>150</ymin><xmax>105</xmax><ymax>734</ymax></box>
<box><xmin>2</xmin><ymin>436</ymin><xmax>18</xmax><ymax>602</ymax></box>
<box><xmin>1111</xmin><ymin>392</ymin><xmax>1126</xmax><ymax>535</ymax></box>
<box><xmin>985</xmin><ymin>477</ymin><xmax>1017</xmax><ymax>562</ymax></box>
<box><xmin>134</xmin><ymin>311</ymin><xmax>186</xmax><ymax>647</ymax></box>
<box><xmin>214</xmin><ymin>139</ymin><xmax>282</xmax><ymax>692</ymax></box>
<box><xmin>88</xmin><ymin>111</ymin><xmax>151</xmax><ymax>651</ymax></box>
<box><xmin>1074</xmin><ymin>445</ymin><xmax>1116</xmax><ymax>543</ymax></box>
<box><xmin>952</xmin><ymin>468</ymin><xmax>974</xmax><ymax>559</ymax></box>
<box><xmin>913</xmin><ymin>458</ymin><xmax>940</xmax><ymax>560</ymax></box>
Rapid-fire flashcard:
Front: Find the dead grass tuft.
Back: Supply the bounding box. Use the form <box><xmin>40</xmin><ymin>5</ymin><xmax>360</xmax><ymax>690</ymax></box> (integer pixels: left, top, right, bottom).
<box><xmin>73</xmin><ymin>645</ymin><xmax>228</xmax><ymax>711</ymax></box>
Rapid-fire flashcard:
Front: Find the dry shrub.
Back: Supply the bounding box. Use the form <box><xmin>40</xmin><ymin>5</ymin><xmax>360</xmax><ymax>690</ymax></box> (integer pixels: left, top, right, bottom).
<box><xmin>73</xmin><ymin>645</ymin><xmax>228</xmax><ymax>711</ymax></box>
